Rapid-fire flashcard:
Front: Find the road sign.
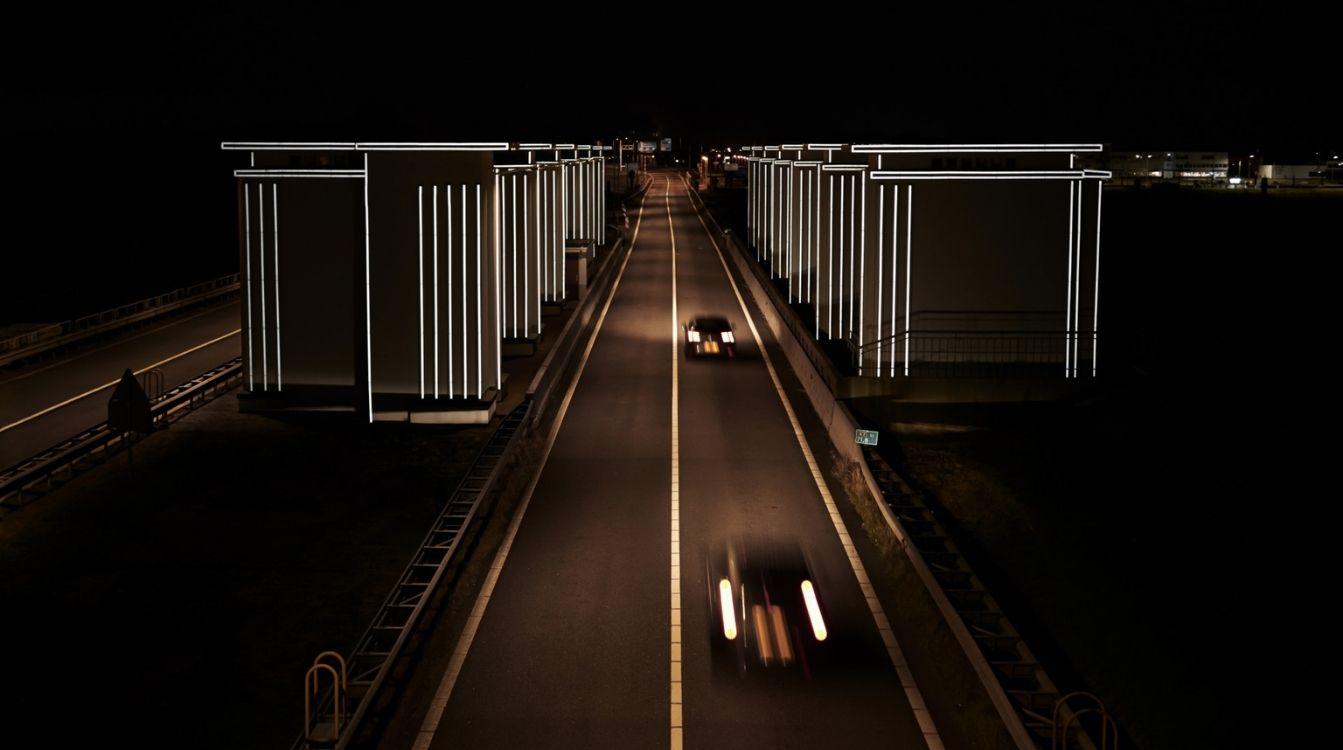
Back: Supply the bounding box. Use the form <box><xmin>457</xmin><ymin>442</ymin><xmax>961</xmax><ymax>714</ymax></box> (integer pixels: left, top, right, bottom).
<box><xmin>855</xmin><ymin>429</ymin><xmax>879</xmax><ymax>446</ymax></box>
<box><xmin>108</xmin><ymin>368</ymin><xmax>154</xmax><ymax>434</ymax></box>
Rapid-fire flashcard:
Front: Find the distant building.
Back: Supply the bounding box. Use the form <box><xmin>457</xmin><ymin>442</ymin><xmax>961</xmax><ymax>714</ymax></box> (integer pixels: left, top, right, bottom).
<box><xmin>1100</xmin><ymin>151</ymin><xmax>1229</xmax><ymax>184</ymax></box>
<box><xmin>1258</xmin><ymin>159</ymin><xmax>1343</xmax><ymax>186</ymax></box>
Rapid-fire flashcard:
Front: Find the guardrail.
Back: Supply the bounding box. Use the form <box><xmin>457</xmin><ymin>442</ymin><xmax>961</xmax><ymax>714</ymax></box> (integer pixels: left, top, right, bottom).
<box><xmin>0</xmin><ymin>274</ymin><xmax>240</xmax><ymax>368</ymax></box>
<box><xmin>854</xmin><ymin>331</ymin><xmax>1070</xmax><ymax>378</ymax></box>
<box><xmin>0</xmin><ymin>357</ymin><xmax>244</xmax><ymax>510</ymax></box>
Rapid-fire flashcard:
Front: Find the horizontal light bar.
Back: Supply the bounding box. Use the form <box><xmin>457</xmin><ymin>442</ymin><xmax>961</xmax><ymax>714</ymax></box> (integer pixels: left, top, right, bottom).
<box><xmin>870</xmin><ymin>169</ymin><xmax>1112</xmax><ymax>180</ymax></box>
<box><xmin>493</xmin><ymin>164</ymin><xmax>538</xmax><ymax>172</ymax></box>
<box><xmin>806</xmin><ymin>143</ymin><xmax>845</xmax><ymax>150</ymax></box>
<box><xmin>554</xmin><ymin>143</ymin><xmax>576</xmax><ymax>149</ymax></box>
<box><xmin>355</xmin><ymin>142</ymin><xmax>510</xmax><ymax>151</ymax></box>
<box><xmin>851</xmin><ymin>143</ymin><xmax>1103</xmax><ymax>154</ymax></box>
<box><xmin>221</xmin><ymin>142</ymin><xmax>356</xmax><ymax>151</ymax></box>
<box><xmin>233</xmin><ymin>169</ymin><xmax>365</xmax><ymax>178</ymax></box>
<box><xmin>516</xmin><ymin>143</ymin><xmax>553</xmax><ymax>149</ymax></box>
<box><xmin>781</xmin><ymin>143</ymin><xmax>805</xmax><ymax>149</ymax></box>
<box><xmin>821</xmin><ymin>164</ymin><xmax>869</xmax><ymax>172</ymax></box>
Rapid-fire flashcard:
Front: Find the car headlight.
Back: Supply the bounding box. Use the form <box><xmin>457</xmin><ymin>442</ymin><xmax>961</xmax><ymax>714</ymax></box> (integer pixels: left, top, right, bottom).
<box><xmin>719</xmin><ymin>579</ymin><xmax>737</xmax><ymax>640</ymax></box>
<box><xmin>688</xmin><ymin>330</ymin><xmax>701</xmax><ymax>343</ymax></box>
<box><xmin>721</xmin><ymin>331</ymin><xmax>735</xmax><ymax>344</ymax></box>
<box><xmin>801</xmin><ymin>580</ymin><xmax>827</xmax><ymax>641</ymax></box>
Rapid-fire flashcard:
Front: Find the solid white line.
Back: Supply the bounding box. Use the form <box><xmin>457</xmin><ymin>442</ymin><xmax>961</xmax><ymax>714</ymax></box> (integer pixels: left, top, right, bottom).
<box><xmin>666</xmin><ymin>177</ymin><xmax>683</xmax><ymax>750</ymax></box>
<box><xmin>0</xmin><ymin>328</ymin><xmax>241</xmax><ymax>434</ymax></box>
<box><xmin>681</xmin><ymin>175</ymin><xmax>945</xmax><ymax>750</ymax></box>
<box><xmin>411</xmin><ymin>181</ymin><xmax>651</xmax><ymax>750</ymax></box>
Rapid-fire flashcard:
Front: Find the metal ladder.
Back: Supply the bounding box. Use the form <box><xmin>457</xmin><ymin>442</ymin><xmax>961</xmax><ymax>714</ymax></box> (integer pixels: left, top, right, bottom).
<box><xmin>863</xmin><ymin>446</ymin><xmax>1111</xmax><ymax>749</ymax></box>
<box><xmin>298</xmin><ymin>401</ymin><xmax>530</xmax><ymax>749</ymax></box>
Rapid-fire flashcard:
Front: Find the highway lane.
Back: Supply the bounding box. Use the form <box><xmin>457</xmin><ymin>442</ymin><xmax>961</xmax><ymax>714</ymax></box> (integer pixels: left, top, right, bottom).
<box><xmin>420</xmin><ymin>175</ymin><xmax>935</xmax><ymax>749</ymax></box>
<box><xmin>0</xmin><ymin>301</ymin><xmax>240</xmax><ymax>467</ymax></box>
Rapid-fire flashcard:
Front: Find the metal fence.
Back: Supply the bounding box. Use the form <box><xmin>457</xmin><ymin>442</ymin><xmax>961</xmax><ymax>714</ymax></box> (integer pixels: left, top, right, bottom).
<box><xmin>0</xmin><ymin>274</ymin><xmax>240</xmax><ymax>360</ymax></box>
<box><xmin>858</xmin><ymin>330</ymin><xmax>1070</xmax><ymax>378</ymax></box>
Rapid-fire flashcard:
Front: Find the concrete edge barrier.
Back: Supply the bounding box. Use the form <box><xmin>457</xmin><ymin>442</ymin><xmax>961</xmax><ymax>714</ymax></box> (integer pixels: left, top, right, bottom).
<box><xmin>684</xmin><ymin>184</ymin><xmax>1038</xmax><ymax>750</ymax></box>
<box><xmin>525</xmin><ymin>197</ymin><xmax>640</xmax><ymax>426</ymax></box>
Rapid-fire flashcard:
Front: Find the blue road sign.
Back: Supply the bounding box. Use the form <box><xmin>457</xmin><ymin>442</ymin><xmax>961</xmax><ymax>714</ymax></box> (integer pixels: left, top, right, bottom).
<box><xmin>855</xmin><ymin>429</ymin><xmax>879</xmax><ymax>446</ymax></box>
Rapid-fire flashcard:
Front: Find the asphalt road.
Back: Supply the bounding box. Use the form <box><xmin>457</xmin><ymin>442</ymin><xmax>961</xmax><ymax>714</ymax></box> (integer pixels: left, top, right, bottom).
<box><xmin>427</xmin><ymin>176</ymin><xmax>929</xmax><ymax>748</ymax></box>
<box><xmin>0</xmin><ymin>301</ymin><xmax>240</xmax><ymax>467</ymax></box>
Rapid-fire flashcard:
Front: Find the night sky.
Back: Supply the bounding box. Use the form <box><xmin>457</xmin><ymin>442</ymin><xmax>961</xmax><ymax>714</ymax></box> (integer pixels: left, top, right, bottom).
<box><xmin>6</xmin><ymin>6</ymin><xmax>1334</xmax><ymax>150</ymax></box>
<box><xmin>2</xmin><ymin>5</ymin><xmax>1334</xmax><ymax>323</ymax></box>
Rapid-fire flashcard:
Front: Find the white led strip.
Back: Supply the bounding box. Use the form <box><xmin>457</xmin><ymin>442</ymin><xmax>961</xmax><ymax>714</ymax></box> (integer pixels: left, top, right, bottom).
<box><xmin>243</xmin><ymin>185</ymin><xmax>254</xmax><ymax>389</ymax></box>
<box><xmin>259</xmin><ymin>182</ymin><xmax>268</xmax><ymax>391</ymax></box>
<box><xmin>272</xmin><ymin>184</ymin><xmax>281</xmax><ymax>390</ymax></box>
<box><xmin>418</xmin><ymin>187</ymin><xmax>425</xmax><ymax>398</ymax></box>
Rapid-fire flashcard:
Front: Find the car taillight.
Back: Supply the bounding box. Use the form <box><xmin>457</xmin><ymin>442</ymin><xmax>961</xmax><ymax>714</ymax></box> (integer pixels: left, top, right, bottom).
<box><xmin>719</xmin><ymin>579</ymin><xmax>737</xmax><ymax>640</ymax></box>
<box><xmin>721</xmin><ymin>331</ymin><xmax>735</xmax><ymax>343</ymax></box>
<box><xmin>688</xmin><ymin>330</ymin><xmax>701</xmax><ymax>343</ymax></box>
<box><xmin>801</xmin><ymin>580</ymin><xmax>827</xmax><ymax>641</ymax></box>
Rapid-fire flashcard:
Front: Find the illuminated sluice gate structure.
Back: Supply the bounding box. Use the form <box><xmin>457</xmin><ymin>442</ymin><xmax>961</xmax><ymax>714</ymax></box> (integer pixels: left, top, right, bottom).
<box><xmin>746</xmin><ymin>143</ymin><xmax>1110</xmax><ymax>390</ymax></box>
<box><xmin>223</xmin><ymin>141</ymin><xmax>611</xmax><ymax>422</ymax></box>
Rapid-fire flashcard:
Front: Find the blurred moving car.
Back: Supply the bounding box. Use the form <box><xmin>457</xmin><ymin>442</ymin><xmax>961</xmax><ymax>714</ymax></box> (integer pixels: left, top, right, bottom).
<box><xmin>684</xmin><ymin>316</ymin><xmax>736</xmax><ymax>358</ymax></box>
<box><xmin>706</xmin><ymin>537</ymin><xmax>828</xmax><ymax>677</ymax></box>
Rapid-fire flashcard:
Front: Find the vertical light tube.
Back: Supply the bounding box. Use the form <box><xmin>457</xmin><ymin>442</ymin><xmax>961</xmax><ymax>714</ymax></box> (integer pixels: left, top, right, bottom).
<box><xmin>561</xmin><ymin>166</ymin><xmax>567</xmax><ymax>299</ymax></box>
<box><xmin>838</xmin><ymin>175</ymin><xmax>845</xmax><ymax>336</ymax></box>
<box><xmin>804</xmin><ymin>169</ymin><xmax>811</xmax><ymax>303</ymax></box>
<box><xmin>418</xmin><ymin>186</ymin><xmax>425</xmax><ymax>398</ymax></box>
<box><xmin>243</xmin><ymin>184</ymin><xmax>253</xmax><ymax>390</ymax></box>
<box><xmin>877</xmin><ymin>183</ymin><xmax>884</xmax><ymax>375</ymax></box>
<box><xmin>363</xmin><ymin>155</ymin><xmax>373</xmax><ymax>421</ymax></box>
<box><xmin>433</xmin><ymin>185</ymin><xmax>440</xmax><ymax>398</ymax></box>
<box><xmin>891</xmin><ymin>185</ymin><xmax>901</xmax><ymax>377</ymax></box>
<box><xmin>904</xmin><ymin>187</ymin><xmax>913</xmax><ymax>376</ymax></box>
<box><xmin>273</xmin><ymin>184</ymin><xmax>281</xmax><ymax>391</ymax></box>
<box><xmin>849</xmin><ymin>175</ymin><xmax>857</xmax><ymax>339</ymax></box>
<box><xmin>1092</xmin><ymin>182</ymin><xmax>1104</xmax><ymax>377</ymax></box>
<box><xmin>787</xmin><ymin>166</ymin><xmax>794</xmax><ymax>300</ymax></box>
<box><xmin>827</xmin><ymin>174</ymin><xmax>834</xmax><ymax>337</ymax></box>
<box><xmin>494</xmin><ymin>175</ymin><xmax>502</xmax><ymax>390</ymax></box>
<box><xmin>814</xmin><ymin>171</ymin><xmax>820</xmax><ymax>318</ymax></box>
<box><xmin>447</xmin><ymin>184</ymin><xmax>454</xmax><ymax>399</ymax></box>
<box><xmin>476</xmin><ymin>185</ymin><xmax>483</xmax><ymax>397</ymax></box>
<box><xmin>511</xmin><ymin>174</ymin><xmax>518</xmax><ymax>338</ymax></box>
<box><xmin>258</xmin><ymin>183</ymin><xmax>268</xmax><ymax>390</ymax></box>
<box><xmin>1074</xmin><ymin>182</ymin><xmax>1084</xmax><ymax>377</ymax></box>
<box><xmin>859</xmin><ymin>172</ymin><xmax>867</xmax><ymax>357</ymax></box>
<box><xmin>523</xmin><ymin>172</ymin><xmax>530</xmax><ymax>337</ymax></box>
<box><xmin>461</xmin><ymin>185</ymin><xmax>467</xmax><ymax>395</ymax></box>
<box><xmin>1065</xmin><ymin>181</ymin><xmax>1075</xmax><ymax>377</ymax></box>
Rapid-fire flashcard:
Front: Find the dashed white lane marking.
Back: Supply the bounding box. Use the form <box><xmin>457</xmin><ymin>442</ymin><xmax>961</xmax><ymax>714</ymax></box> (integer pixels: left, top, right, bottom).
<box><xmin>0</xmin><ymin>327</ymin><xmax>241</xmax><ymax>435</ymax></box>
<box><xmin>666</xmin><ymin>177</ymin><xmax>684</xmax><ymax>750</ymax></box>
<box><xmin>680</xmin><ymin>176</ymin><xmax>945</xmax><ymax>750</ymax></box>
<box><xmin>411</xmin><ymin>182</ymin><xmax>652</xmax><ymax>750</ymax></box>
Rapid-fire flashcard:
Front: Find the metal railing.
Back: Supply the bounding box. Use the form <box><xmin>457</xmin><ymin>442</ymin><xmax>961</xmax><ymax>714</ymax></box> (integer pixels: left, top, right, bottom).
<box><xmin>296</xmin><ymin>401</ymin><xmax>531</xmax><ymax>750</ymax></box>
<box><xmin>0</xmin><ymin>274</ymin><xmax>240</xmax><ymax>365</ymax></box>
<box><xmin>855</xmin><ymin>330</ymin><xmax>1070</xmax><ymax>378</ymax></box>
<box><xmin>0</xmin><ymin>357</ymin><xmax>244</xmax><ymax>508</ymax></box>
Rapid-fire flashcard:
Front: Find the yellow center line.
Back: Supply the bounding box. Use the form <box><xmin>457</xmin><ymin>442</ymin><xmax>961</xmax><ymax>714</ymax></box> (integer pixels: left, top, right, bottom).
<box><xmin>0</xmin><ymin>328</ymin><xmax>241</xmax><ymax>435</ymax></box>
